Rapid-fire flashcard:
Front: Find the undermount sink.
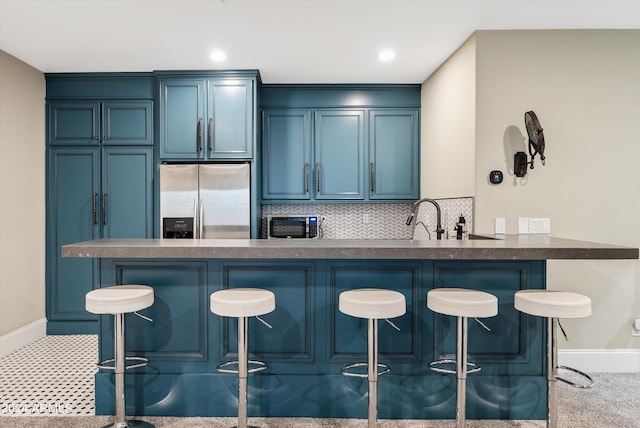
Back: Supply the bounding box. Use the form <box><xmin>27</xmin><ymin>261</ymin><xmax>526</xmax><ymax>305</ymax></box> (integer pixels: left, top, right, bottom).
<box><xmin>468</xmin><ymin>234</ymin><xmax>499</xmax><ymax>240</ymax></box>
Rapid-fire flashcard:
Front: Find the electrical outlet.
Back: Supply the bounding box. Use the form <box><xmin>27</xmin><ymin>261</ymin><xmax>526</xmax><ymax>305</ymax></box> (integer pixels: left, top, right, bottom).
<box><xmin>529</xmin><ymin>218</ymin><xmax>551</xmax><ymax>234</ymax></box>
<box><xmin>362</xmin><ymin>214</ymin><xmax>370</xmax><ymax>224</ymax></box>
<box><xmin>495</xmin><ymin>218</ymin><xmax>506</xmax><ymax>234</ymax></box>
<box><xmin>518</xmin><ymin>217</ymin><xmax>529</xmax><ymax>234</ymax></box>
<box><xmin>632</xmin><ymin>319</ymin><xmax>640</xmax><ymax>336</ymax></box>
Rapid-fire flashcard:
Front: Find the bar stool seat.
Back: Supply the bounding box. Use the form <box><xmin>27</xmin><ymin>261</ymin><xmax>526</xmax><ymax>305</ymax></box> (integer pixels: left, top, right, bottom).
<box><xmin>427</xmin><ymin>288</ymin><xmax>498</xmax><ymax>318</ymax></box>
<box><xmin>86</xmin><ymin>285</ymin><xmax>154</xmax><ymax>314</ymax></box>
<box><xmin>339</xmin><ymin>288</ymin><xmax>406</xmax><ymax>319</ymax></box>
<box><xmin>339</xmin><ymin>288</ymin><xmax>406</xmax><ymax>428</ymax></box>
<box><xmin>514</xmin><ymin>290</ymin><xmax>591</xmax><ymax>318</ymax></box>
<box><xmin>86</xmin><ymin>285</ymin><xmax>154</xmax><ymax>428</ymax></box>
<box><xmin>427</xmin><ymin>288</ymin><xmax>498</xmax><ymax>428</ymax></box>
<box><xmin>514</xmin><ymin>289</ymin><xmax>593</xmax><ymax>428</ymax></box>
<box><xmin>210</xmin><ymin>288</ymin><xmax>275</xmax><ymax>428</ymax></box>
<box><xmin>210</xmin><ymin>288</ymin><xmax>275</xmax><ymax>318</ymax></box>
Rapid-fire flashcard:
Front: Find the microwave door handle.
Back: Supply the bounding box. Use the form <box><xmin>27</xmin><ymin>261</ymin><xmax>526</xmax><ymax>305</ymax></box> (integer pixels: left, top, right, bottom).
<box><xmin>199</xmin><ymin>198</ymin><xmax>204</xmax><ymax>239</ymax></box>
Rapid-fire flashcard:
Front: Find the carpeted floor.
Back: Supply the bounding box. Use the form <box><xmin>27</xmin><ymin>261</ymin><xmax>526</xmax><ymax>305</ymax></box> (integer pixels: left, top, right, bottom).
<box><xmin>1</xmin><ymin>336</ymin><xmax>639</xmax><ymax>427</ymax></box>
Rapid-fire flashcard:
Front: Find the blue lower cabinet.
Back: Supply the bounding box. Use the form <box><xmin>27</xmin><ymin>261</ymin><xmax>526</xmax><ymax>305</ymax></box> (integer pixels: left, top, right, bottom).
<box><xmin>328</xmin><ymin>261</ymin><xmax>424</xmax><ymax>373</ymax></box>
<box><xmin>94</xmin><ymin>259</ymin><xmax>546</xmax><ymax>420</ymax></box>
<box><xmin>219</xmin><ymin>262</ymin><xmax>315</xmax><ymax>369</ymax></box>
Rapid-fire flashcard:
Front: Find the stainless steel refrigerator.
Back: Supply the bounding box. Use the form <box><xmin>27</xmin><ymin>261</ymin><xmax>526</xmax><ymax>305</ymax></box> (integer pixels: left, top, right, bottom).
<box><xmin>160</xmin><ymin>163</ymin><xmax>250</xmax><ymax>239</ymax></box>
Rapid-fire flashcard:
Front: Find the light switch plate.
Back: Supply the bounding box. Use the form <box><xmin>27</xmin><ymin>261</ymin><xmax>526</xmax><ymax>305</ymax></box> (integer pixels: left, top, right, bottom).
<box><xmin>495</xmin><ymin>218</ymin><xmax>506</xmax><ymax>234</ymax></box>
<box><xmin>529</xmin><ymin>218</ymin><xmax>551</xmax><ymax>234</ymax></box>
<box><xmin>518</xmin><ymin>217</ymin><xmax>529</xmax><ymax>234</ymax></box>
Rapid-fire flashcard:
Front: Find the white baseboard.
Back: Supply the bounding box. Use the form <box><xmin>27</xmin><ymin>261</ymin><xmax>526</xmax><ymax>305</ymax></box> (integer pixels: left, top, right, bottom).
<box><xmin>0</xmin><ymin>318</ymin><xmax>47</xmax><ymax>358</ymax></box>
<box><xmin>560</xmin><ymin>349</ymin><xmax>640</xmax><ymax>373</ymax></box>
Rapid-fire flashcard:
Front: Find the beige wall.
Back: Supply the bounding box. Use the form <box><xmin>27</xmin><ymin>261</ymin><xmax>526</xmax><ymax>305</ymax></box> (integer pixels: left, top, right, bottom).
<box><xmin>420</xmin><ymin>35</ymin><xmax>476</xmax><ymax>199</ymax></box>
<box><xmin>423</xmin><ymin>30</ymin><xmax>640</xmax><ymax>349</ymax></box>
<box><xmin>0</xmin><ymin>51</ymin><xmax>46</xmax><ymax>336</ymax></box>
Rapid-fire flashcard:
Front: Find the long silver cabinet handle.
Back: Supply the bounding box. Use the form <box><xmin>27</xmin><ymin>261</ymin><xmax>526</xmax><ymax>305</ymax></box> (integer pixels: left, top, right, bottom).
<box><xmin>102</xmin><ymin>193</ymin><xmax>107</xmax><ymax>225</ymax></box>
<box><xmin>316</xmin><ymin>163</ymin><xmax>321</xmax><ymax>193</ymax></box>
<box><xmin>304</xmin><ymin>163</ymin><xmax>310</xmax><ymax>193</ymax></box>
<box><xmin>92</xmin><ymin>192</ymin><xmax>98</xmax><ymax>225</ymax></box>
<box><xmin>370</xmin><ymin>162</ymin><xmax>375</xmax><ymax>192</ymax></box>
<box><xmin>207</xmin><ymin>118</ymin><xmax>213</xmax><ymax>152</ymax></box>
<box><xmin>196</xmin><ymin>118</ymin><xmax>203</xmax><ymax>152</ymax></box>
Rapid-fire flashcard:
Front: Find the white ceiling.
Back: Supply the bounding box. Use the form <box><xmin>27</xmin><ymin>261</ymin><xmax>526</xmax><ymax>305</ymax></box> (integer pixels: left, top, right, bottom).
<box><xmin>1</xmin><ymin>0</ymin><xmax>639</xmax><ymax>84</ymax></box>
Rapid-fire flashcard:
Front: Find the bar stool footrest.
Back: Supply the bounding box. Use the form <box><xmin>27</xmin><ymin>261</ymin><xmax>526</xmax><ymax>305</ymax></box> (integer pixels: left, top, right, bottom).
<box><xmin>97</xmin><ymin>356</ymin><xmax>149</xmax><ymax>370</ymax></box>
<box><xmin>556</xmin><ymin>365</ymin><xmax>594</xmax><ymax>389</ymax></box>
<box><xmin>429</xmin><ymin>359</ymin><xmax>481</xmax><ymax>375</ymax></box>
<box><xmin>217</xmin><ymin>360</ymin><xmax>267</xmax><ymax>374</ymax></box>
<box><xmin>340</xmin><ymin>362</ymin><xmax>391</xmax><ymax>378</ymax></box>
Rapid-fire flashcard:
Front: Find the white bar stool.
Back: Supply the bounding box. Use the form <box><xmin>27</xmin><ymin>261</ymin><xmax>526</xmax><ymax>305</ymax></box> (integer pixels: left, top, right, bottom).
<box><xmin>514</xmin><ymin>290</ymin><xmax>594</xmax><ymax>428</ymax></box>
<box><xmin>210</xmin><ymin>288</ymin><xmax>276</xmax><ymax>428</ymax></box>
<box><xmin>86</xmin><ymin>285</ymin><xmax>155</xmax><ymax>428</ymax></box>
<box><xmin>427</xmin><ymin>288</ymin><xmax>498</xmax><ymax>428</ymax></box>
<box><xmin>338</xmin><ymin>288</ymin><xmax>406</xmax><ymax>428</ymax></box>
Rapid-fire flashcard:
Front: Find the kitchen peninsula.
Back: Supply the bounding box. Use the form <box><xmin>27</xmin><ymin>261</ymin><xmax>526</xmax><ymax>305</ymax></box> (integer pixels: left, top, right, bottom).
<box><xmin>63</xmin><ymin>236</ymin><xmax>637</xmax><ymax>421</ymax></box>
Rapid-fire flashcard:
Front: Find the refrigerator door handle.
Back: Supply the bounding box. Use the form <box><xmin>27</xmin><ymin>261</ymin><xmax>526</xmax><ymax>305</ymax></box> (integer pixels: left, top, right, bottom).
<box><xmin>199</xmin><ymin>198</ymin><xmax>204</xmax><ymax>239</ymax></box>
<box><xmin>193</xmin><ymin>198</ymin><xmax>198</xmax><ymax>239</ymax></box>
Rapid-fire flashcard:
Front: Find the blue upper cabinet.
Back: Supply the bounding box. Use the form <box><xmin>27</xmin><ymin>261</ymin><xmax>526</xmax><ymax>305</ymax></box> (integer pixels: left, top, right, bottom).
<box><xmin>49</xmin><ymin>100</ymin><xmax>153</xmax><ymax>146</ymax></box>
<box><xmin>262</xmin><ymin>110</ymin><xmax>312</xmax><ymax>200</ymax></box>
<box><xmin>158</xmin><ymin>79</ymin><xmax>206</xmax><ymax>158</ymax></box>
<box><xmin>369</xmin><ymin>109</ymin><xmax>419</xmax><ymax>200</ymax></box>
<box><xmin>260</xmin><ymin>85</ymin><xmax>420</xmax><ymax>202</ymax></box>
<box><xmin>102</xmin><ymin>101</ymin><xmax>154</xmax><ymax>146</ymax></box>
<box><xmin>208</xmin><ymin>79</ymin><xmax>253</xmax><ymax>158</ymax></box>
<box><xmin>314</xmin><ymin>110</ymin><xmax>365</xmax><ymax>200</ymax></box>
<box><xmin>261</xmin><ymin>109</ymin><xmax>365</xmax><ymax>201</ymax></box>
<box><xmin>159</xmin><ymin>77</ymin><xmax>254</xmax><ymax>159</ymax></box>
<box><xmin>49</xmin><ymin>101</ymin><xmax>100</xmax><ymax>145</ymax></box>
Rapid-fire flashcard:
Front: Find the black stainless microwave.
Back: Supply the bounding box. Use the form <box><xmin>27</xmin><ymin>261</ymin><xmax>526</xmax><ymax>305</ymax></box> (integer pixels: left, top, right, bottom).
<box><xmin>267</xmin><ymin>215</ymin><xmax>319</xmax><ymax>239</ymax></box>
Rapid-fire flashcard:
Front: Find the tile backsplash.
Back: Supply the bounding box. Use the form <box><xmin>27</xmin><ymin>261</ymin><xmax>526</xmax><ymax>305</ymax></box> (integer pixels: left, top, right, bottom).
<box><xmin>261</xmin><ymin>197</ymin><xmax>473</xmax><ymax>240</ymax></box>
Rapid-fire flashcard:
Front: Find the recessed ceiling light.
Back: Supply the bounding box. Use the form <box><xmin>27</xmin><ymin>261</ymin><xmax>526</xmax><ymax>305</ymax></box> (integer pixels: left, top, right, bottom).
<box><xmin>209</xmin><ymin>50</ymin><xmax>227</xmax><ymax>62</ymax></box>
<box><xmin>378</xmin><ymin>49</ymin><xmax>395</xmax><ymax>62</ymax></box>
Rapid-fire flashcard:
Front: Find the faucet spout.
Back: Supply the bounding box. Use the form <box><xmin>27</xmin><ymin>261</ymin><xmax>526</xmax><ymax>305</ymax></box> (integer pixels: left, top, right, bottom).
<box><xmin>407</xmin><ymin>198</ymin><xmax>444</xmax><ymax>240</ymax></box>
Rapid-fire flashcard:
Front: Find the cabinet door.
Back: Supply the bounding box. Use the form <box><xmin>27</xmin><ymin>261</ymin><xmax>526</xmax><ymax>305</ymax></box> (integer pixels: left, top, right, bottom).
<box><xmin>262</xmin><ymin>109</ymin><xmax>312</xmax><ymax>200</ymax></box>
<box><xmin>314</xmin><ymin>110</ymin><xmax>365</xmax><ymax>200</ymax></box>
<box><xmin>48</xmin><ymin>101</ymin><xmax>100</xmax><ymax>145</ymax></box>
<box><xmin>207</xmin><ymin>79</ymin><xmax>253</xmax><ymax>158</ymax></box>
<box><xmin>329</xmin><ymin>262</ymin><xmax>423</xmax><ymax>372</ymax></box>
<box><xmin>159</xmin><ymin>79</ymin><xmax>206</xmax><ymax>159</ymax></box>
<box><xmin>102</xmin><ymin>101</ymin><xmax>153</xmax><ymax>146</ymax></box>
<box><xmin>46</xmin><ymin>147</ymin><xmax>100</xmax><ymax>324</ymax></box>
<box><xmin>369</xmin><ymin>109</ymin><xmax>419</xmax><ymax>200</ymax></box>
<box><xmin>101</xmin><ymin>147</ymin><xmax>154</xmax><ymax>238</ymax></box>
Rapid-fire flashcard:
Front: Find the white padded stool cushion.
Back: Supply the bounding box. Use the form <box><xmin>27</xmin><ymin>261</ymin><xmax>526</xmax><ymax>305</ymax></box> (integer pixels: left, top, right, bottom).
<box><xmin>427</xmin><ymin>288</ymin><xmax>498</xmax><ymax>318</ymax></box>
<box><xmin>86</xmin><ymin>285</ymin><xmax>154</xmax><ymax>315</ymax></box>
<box><xmin>339</xmin><ymin>288</ymin><xmax>406</xmax><ymax>319</ymax></box>
<box><xmin>210</xmin><ymin>288</ymin><xmax>276</xmax><ymax>318</ymax></box>
<box><xmin>514</xmin><ymin>290</ymin><xmax>591</xmax><ymax>318</ymax></box>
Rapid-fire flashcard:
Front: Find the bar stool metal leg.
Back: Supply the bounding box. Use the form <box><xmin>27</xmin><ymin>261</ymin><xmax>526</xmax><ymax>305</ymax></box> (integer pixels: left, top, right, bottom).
<box><xmin>456</xmin><ymin>316</ymin><xmax>467</xmax><ymax>428</ymax></box>
<box><xmin>114</xmin><ymin>313</ymin><xmax>126</xmax><ymax>428</ymax></box>
<box><xmin>368</xmin><ymin>318</ymin><xmax>378</xmax><ymax>428</ymax></box>
<box><xmin>238</xmin><ymin>316</ymin><xmax>248</xmax><ymax>428</ymax></box>
<box><xmin>548</xmin><ymin>317</ymin><xmax>558</xmax><ymax>428</ymax></box>
<box><xmin>105</xmin><ymin>313</ymin><xmax>154</xmax><ymax>428</ymax></box>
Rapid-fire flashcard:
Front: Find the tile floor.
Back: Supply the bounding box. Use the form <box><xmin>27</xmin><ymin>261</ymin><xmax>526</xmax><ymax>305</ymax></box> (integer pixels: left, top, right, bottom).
<box><xmin>0</xmin><ymin>335</ymin><xmax>97</xmax><ymax>417</ymax></box>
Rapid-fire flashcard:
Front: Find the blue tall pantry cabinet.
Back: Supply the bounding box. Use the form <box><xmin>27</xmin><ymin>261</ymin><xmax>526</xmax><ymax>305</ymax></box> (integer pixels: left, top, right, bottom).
<box><xmin>46</xmin><ymin>75</ymin><xmax>155</xmax><ymax>334</ymax></box>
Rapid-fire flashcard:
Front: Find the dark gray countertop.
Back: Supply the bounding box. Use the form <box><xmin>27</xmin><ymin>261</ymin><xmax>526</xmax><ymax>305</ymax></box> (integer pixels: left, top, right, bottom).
<box><xmin>62</xmin><ymin>235</ymin><xmax>639</xmax><ymax>260</ymax></box>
